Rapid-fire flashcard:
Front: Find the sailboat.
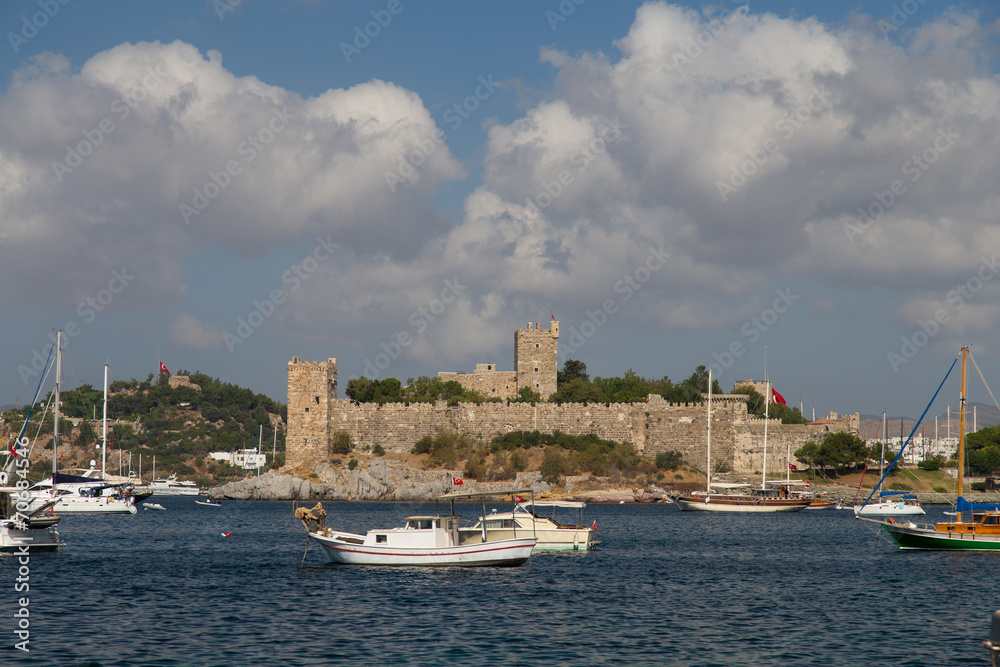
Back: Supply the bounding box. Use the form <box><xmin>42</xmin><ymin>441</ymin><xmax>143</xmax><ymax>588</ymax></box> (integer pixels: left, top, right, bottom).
<box><xmin>669</xmin><ymin>369</ymin><xmax>812</xmax><ymax>512</ymax></box>
<box><xmin>22</xmin><ymin>339</ymin><xmax>138</xmax><ymax>515</ymax></box>
<box><xmin>871</xmin><ymin>346</ymin><xmax>1000</xmax><ymax>550</ymax></box>
<box><xmin>0</xmin><ymin>340</ymin><xmax>65</xmax><ymax>552</ymax></box>
<box><xmin>853</xmin><ymin>412</ymin><xmax>924</xmax><ymax>516</ymax></box>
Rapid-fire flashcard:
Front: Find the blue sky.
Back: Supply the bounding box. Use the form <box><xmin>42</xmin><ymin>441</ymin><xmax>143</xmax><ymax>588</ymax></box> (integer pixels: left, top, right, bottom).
<box><xmin>1</xmin><ymin>0</ymin><xmax>999</xmax><ymax>420</ymax></box>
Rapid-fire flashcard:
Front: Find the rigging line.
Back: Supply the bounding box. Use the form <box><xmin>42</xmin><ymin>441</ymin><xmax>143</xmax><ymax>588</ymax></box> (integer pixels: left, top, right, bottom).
<box><xmin>968</xmin><ymin>350</ymin><xmax>1000</xmax><ymax>414</ymax></box>
<box><xmin>13</xmin><ymin>342</ymin><xmax>57</xmax><ymax>445</ymax></box>
<box><xmin>861</xmin><ymin>355</ymin><xmax>960</xmax><ymax>508</ymax></box>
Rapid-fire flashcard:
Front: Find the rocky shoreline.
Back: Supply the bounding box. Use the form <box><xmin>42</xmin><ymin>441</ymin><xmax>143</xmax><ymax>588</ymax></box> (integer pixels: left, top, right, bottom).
<box><xmin>207</xmin><ymin>460</ymin><xmax>670</xmax><ymax>503</ymax></box>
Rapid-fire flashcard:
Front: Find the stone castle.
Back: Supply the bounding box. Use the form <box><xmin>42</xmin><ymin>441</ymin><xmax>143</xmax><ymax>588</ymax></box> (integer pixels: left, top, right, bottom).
<box><xmin>285</xmin><ymin>320</ymin><xmax>858</xmax><ymax>477</ymax></box>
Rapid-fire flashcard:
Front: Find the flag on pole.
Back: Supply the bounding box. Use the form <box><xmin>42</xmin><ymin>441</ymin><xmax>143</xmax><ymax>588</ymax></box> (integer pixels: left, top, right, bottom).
<box><xmin>159</xmin><ymin>361</ymin><xmax>170</xmax><ymax>375</ymax></box>
<box><xmin>771</xmin><ymin>387</ymin><xmax>786</xmax><ymax>405</ymax></box>
<box><xmin>592</xmin><ymin>520</ymin><xmax>597</xmax><ymax>530</ymax></box>
<box><xmin>789</xmin><ymin>463</ymin><xmax>798</xmax><ymax>471</ymax></box>
<box><xmin>515</xmin><ymin>495</ymin><xmax>524</xmax><ymax>503</ymax></box>
<box><xmin>551</xmin><ymin>312</ymin><xmax>555</xmax><ymax>320</ymax></box>
<box><xmin>452</xmin><ymin>477</ymin><xmax>463</xmax><ymax>485</ymax></box>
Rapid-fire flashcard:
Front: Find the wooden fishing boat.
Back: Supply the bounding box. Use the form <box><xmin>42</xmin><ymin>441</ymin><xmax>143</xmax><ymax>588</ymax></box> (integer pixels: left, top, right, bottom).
<box><xmin>296</xmin><ymin>502</ymin><xmax>535</xmax><ymax>567</ymax></box>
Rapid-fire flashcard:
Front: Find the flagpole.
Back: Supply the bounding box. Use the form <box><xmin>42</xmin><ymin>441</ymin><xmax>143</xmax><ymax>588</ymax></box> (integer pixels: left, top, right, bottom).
<box><xmin>762</xmin><ymin>346</ymin><xmax>768</xmax><ymax>491</ymax></box>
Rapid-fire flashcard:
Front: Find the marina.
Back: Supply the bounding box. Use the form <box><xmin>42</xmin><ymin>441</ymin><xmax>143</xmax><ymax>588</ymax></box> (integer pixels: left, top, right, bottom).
<box><xmin>8</xmin><ymin>498</ymin><xmax>996</xmax><ymax>665</ymax></box>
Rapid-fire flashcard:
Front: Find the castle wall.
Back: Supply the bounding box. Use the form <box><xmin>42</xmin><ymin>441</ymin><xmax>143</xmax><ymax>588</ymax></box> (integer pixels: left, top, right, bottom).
<box><xmin>437</xmin><ymin>368</ymin><xmax>518</xmax><ymax>400</ymax></box>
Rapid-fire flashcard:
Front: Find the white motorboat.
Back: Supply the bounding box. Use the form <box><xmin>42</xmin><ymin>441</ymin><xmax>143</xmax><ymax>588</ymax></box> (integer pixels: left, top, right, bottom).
<box><xmin>296</xmin><ymin>503</ymin><xmax>535</xmax><ymax>567</ymax></box>
<box><xmin>195</xmin><ymin>499</ymin><xmax>221</xmax><ymax>507</ymax></box>
<box><xmin>458</xmin><ymin>499</ymin><xmax>596</xmax><ymax>550</ymax></box>
<box><xmin>142</xmin><ymin>502</ymin><xmax>166</xmax><ymax>511</ymax></box>
<box><xmin>141</xmin><ymin>475</ymin><xmax>200</xmax><ymax>497</ymax></box>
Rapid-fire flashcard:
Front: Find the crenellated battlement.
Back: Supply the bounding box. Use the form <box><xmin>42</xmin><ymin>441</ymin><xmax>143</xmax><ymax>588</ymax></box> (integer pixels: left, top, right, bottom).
<box><xmin>285</xmin><ymin>326</ymin><xmax>858</xmax><ymax>477</ymax></box>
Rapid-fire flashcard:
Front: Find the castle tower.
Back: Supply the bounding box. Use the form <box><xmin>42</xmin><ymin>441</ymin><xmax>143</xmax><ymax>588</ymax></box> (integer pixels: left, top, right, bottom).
<box><xmin>514</xmin><ymin>320</ymin><xmax>559</xmax><ymax>399</ymax></box>
<box><xmin>286</xmin><ymin>357</ymin><xmax>337</xmax><ymax>471</ymax></box>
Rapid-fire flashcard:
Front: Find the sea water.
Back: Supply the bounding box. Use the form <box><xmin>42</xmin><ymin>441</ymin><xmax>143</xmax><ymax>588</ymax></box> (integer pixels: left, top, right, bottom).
<box><xmin>1</xmin><ymin>499</ymin><xmax>992</xmax><ymax>666</ymax></box>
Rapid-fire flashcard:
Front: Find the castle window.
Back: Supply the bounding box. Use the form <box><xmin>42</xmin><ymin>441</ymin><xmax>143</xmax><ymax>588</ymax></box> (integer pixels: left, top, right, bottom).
<box><xmin>534</xmin><ymin>366</ymin><xmax>538</xmax><ymax>372</ymax></box>
<box><xmin>535</xmin><ymin>383</ymin><xmax>540</xmax><ymax>388</ymax></box>
<box><xmin>535</xmin><ymin>344</ymin><xmax>539</xmax><ymax>348</ymax></box>
<box><xmin>315</xmin><ymin>396</ymin><xmax>320</xmax><ymax>404</ymax></box>
<box><xmin>305</xmin><ymin>408</ymin><xmax>310</xmax><ymax>413</ymax></box>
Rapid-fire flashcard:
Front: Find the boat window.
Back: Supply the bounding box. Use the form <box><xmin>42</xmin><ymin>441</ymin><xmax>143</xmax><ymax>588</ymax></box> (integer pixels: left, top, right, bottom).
<box><xmin>376</xmin><ymin>534</ymin><xmax>387</xmax><ymax>543</ymax></box>
<box><xmin>985</xmin><ymin>515</ymin><xmax>1000</xmax><ymax>525</ymax></box>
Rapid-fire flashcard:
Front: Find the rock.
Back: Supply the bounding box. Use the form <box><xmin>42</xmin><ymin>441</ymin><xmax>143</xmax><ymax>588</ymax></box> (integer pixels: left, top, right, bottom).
<box><xmin>211</xmin><ymin>460</ymin><xmax>554</xmax><ymax>501</ymax></box>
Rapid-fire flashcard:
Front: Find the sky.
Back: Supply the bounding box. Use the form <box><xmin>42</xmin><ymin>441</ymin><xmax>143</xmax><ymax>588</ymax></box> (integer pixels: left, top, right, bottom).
<box><xmin>1</xmin><ymin>0</ymin><xmax>999</xmax><ymax>420</ymax></box>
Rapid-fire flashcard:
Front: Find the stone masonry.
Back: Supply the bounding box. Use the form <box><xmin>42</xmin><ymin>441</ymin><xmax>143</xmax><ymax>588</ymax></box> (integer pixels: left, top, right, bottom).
<box><xmin>285</xmin><ymin>324</ymin><xmax>858</xmax><ymax>475</ymax></box>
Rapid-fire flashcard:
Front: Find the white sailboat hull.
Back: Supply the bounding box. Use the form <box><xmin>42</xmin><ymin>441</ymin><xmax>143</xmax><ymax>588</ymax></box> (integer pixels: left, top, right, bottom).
<box><xmin>311</xmin><ymin>531</ymin><xmax>536</xmax><ymax>566</ymax></box>
<box><xmin>0</xmin><ymin>521</ymin><xmax>64</xmax><ymax>552</ymax></box>
<box><xmin>854</xmin><ymin>502</ymin><xmax>925</xmax><ymax>516</ymax></box>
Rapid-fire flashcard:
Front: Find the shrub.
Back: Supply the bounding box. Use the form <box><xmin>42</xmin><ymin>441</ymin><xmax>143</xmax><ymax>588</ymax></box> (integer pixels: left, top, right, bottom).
<box><xmin>372</xmin><ymin>443</ymin><xmax>386</xmax><ymax>456</ymax></box>
<box><xmin>972</xmin><ymin>482</ymin><xmax>987</xmax><ymax>492</ymax></box>
<box><xmin>655</xmin><ymin>451</ymin><xmax>683</xmax><ymax>471</ymax></box>
<box><xmin>411</xmin><ymin>436</ymin><xmax>433</xmax><ymax>455</ymax></box>
<box><xmin>331</xmin><ymin>431</ymin><xmax>353</xmax><ymax>455</ymax></box>
<box><xmin>348</xmin><ymin>459</ymin><xmax>358</xmax><ymax>471</ymax></box>
<box><xmin>918</xmin><ymin>456</ymin><xmax>944</xmax><ymax>471</ymax></box>
<box><xmin>933</xmin><ymin>486</ymin><xmax>948</xmax><ymax>493</ymax></box>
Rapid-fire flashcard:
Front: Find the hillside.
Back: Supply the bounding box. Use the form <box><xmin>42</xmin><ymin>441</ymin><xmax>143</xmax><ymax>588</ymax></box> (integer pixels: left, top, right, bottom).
<box><xmin>0</xmin><ymin>372</ymin><xmax>286</xmax><ymax>487</ymax></box>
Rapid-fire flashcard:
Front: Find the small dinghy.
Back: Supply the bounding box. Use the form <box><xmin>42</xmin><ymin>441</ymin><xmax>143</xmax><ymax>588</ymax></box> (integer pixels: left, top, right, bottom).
<box><xmin>142</xmin><ymin>502</ymin><xmax>166</xmax><ymax>511</ymax></box>
<box><xmin>195</xmin><ymin>499</ymin><xmax>221</xmax><ymax>507</ymax></box>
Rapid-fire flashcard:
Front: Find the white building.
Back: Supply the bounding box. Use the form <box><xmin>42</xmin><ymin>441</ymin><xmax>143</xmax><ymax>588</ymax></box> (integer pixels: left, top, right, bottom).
<box><xmin>209</xmin><ymin>449</ymin><xmax>267</xmax><ymax>469</ymax></box>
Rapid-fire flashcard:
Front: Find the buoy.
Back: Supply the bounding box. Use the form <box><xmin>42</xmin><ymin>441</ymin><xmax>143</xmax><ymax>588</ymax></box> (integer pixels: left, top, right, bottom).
<box><xmin>221</xmin><ymin>532</ymin><xmax>231</xmax><ymax>537</ymax></box>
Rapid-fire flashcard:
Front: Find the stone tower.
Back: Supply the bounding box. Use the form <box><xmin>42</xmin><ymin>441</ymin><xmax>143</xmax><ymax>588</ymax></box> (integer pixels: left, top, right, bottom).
<box><xmin>286</xmin><ymin>357</ymin><xmax>337</xmax><ymax>471</ymax></box>
<box><xmin>514</xmin><ymin>320</ymin><xmax>559</xmax><ymax>399</ymax></box>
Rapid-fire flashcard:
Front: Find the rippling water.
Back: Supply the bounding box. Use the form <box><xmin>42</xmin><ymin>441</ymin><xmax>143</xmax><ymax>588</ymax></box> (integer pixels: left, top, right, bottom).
<box><xmin>1</xmin><ymin>499</ymin><xmax>994</xmax><ymax>666</ymax></box>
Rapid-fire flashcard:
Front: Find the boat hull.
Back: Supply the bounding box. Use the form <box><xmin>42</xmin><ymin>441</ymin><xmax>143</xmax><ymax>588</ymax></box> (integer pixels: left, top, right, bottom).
<box><xmin>854</xmin><ymin>502</ymin><xmax>925</xmax><ymax>516</ymax></box>
<box><xmin>0</xmin><ymin>523</ymin><xmax>64</xmax><ymax>552</ymax></box>
<box><xmin>882</xmin><ymin>522</ymin><xmax>1000</xmax><ymax>550</ymax></box>
<box><xmin>311</xmin><ymin>532</ymin><xmax>536</xmax><ymax>566</ymax></box>
<box><xmin>670</xmin><ymin>495</ymin><xmax>810</xmax><ymax>513</ymax></box>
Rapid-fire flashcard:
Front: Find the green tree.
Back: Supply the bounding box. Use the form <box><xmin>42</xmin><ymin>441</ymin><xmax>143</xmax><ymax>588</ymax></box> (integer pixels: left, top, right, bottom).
<box><xmin>557</xmin><ymin>359</ymin><xmax>590</xmax><ymax>384</ymax></box>
<box><xmin>514</xmin><ymin>386</ymin><xmax>542</xmax><ymax>403</ymax></box>
<box><xmin>549</xmin><ymin>377</ymin><xmax>604</xmax><ymax>404</ymax></box>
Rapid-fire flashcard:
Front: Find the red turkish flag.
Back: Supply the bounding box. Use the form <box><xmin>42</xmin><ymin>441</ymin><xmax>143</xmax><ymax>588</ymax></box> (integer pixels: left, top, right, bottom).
<box><xmin>771</xmin><ymin>387</ymin><xmax>786</xmax><ymax>405</ymax></box>
<box><xmin>452</xmin><ymin>477</ymin><xmax>463</xmax><ymax>485</ymax></box>
<box><xmin>159</xmin><ymin>361</ymin><xmax>170</xmax><ymax>375</ymax></box>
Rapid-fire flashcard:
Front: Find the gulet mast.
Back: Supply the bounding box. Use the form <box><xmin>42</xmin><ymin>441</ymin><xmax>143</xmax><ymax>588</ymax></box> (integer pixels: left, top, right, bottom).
<box><xmin>956</xmin><ymin>346</ymin><xmax>968</xmax><ymax>522</ymax></box>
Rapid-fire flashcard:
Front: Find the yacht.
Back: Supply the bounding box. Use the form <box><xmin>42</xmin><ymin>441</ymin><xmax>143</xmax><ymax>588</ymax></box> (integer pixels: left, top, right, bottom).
<box><xmin>458</xmin><ymin>499</ymin><xmax>596</xmax><ymax>549</ymax></box>
<box><xmin>142</xmin><ymin>475</ymin><xmax>200</xmax><ymax>496</ymax></box>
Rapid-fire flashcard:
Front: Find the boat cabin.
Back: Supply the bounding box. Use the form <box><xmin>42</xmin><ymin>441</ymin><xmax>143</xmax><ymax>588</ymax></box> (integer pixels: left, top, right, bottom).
<box><xmin>935</xmin><ymin>511</ymin><xmax>1000</xmax><ymax>536</ymax></box>
<box><xmin>363</xmin><ymin>515</ymin><xmax>461</xmax><ymax>548</ymax></box>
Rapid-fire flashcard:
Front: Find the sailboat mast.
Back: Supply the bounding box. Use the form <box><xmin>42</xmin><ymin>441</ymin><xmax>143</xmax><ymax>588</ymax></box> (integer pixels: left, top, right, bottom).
<box><xmin>957</xmin><ymin>346</ymin><xmax>968</xmax><ymax>517</ymax></box>
<box><xmin>53</xmin><ymin>330</ymin><xmax>63</xmax><ymax>480</ymax></box>
<box><xmin>762</xmin><ymin>346</ymin><xmax>769</xmax><ymax>490</ymax></box>
<box><xmin>706</xmin><ymin>367</ymin><xmax>712</xmax><ymax>493</ymax></box>
<box><xmin>102</xmin><ymin>363</ymin><xmax>108</xmax><ymax>478</ymax></box>
<box><xmin>880</xmin><ymin>411</ymin><xmax>886</xmax><ymax>480</ymax></box>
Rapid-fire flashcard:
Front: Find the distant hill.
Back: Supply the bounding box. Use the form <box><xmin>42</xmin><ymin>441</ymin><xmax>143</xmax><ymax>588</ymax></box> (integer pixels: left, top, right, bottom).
<box><xmin>860</xmin><ymin>402</ymin><xmax>1000</xmax><ymax>440</ymax></box>
<box><xmin>0</xmin><ymin>404</ymin><xmax>15</xmax><ymax>412</ymax></box>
